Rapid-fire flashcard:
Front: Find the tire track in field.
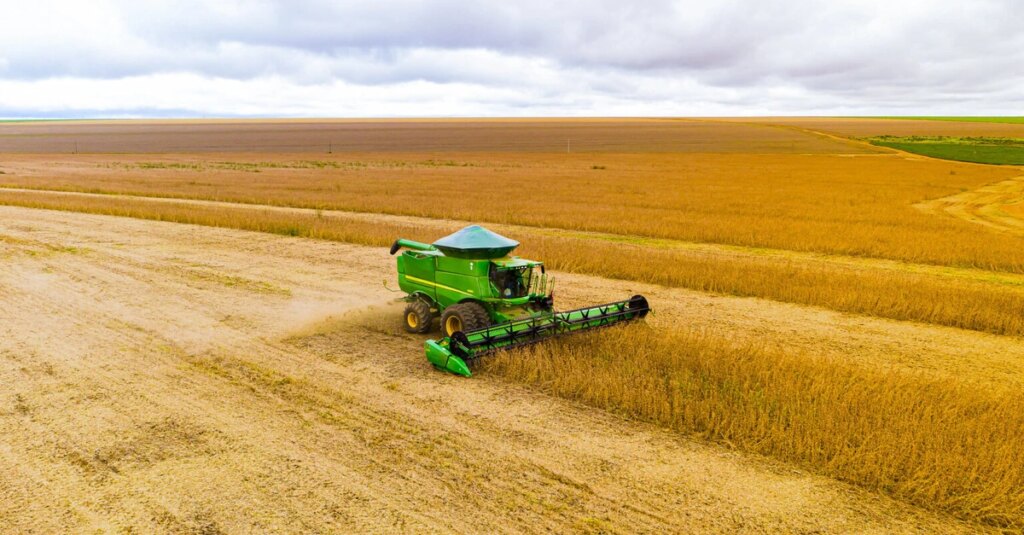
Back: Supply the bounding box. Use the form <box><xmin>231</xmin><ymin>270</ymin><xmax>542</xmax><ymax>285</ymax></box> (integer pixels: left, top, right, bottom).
<box><xmin>914</xmin><ymin>174</ymin><xmax>1024</xmax><ymax>236</ymax></box>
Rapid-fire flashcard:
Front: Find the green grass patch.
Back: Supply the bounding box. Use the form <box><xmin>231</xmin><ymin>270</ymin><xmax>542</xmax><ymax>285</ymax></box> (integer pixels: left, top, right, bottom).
<box><xmin>868</xmin><ymin>136</ymin><xmax>1024</xmax><ymax>165</ymax></box>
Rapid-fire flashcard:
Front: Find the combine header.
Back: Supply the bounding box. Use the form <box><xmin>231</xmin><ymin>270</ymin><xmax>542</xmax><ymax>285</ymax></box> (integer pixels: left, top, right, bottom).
<box><xmin>390</xmin><ymin>225</ymin><xmax>650</xmax><ymax>376</ymax></box>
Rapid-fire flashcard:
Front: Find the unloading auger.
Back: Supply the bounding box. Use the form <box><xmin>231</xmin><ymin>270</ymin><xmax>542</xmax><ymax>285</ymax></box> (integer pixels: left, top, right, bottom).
<box><xmin>390</xmin><ymin>225</ymin><xmax>650</xmax><ymax>376</ymax></box>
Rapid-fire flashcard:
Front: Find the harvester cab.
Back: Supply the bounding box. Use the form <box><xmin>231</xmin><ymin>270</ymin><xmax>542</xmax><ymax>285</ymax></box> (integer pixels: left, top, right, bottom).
<box><xmin>390</xmin><ymin>225</ymin><xmax>650</xmax><ymax>377</ymax></box>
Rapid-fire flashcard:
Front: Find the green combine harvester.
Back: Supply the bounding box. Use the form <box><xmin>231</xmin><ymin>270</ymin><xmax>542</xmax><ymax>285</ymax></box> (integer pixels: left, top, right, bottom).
<box><xmin>390</xmin><ymin>225</ymin><xmax>650</xmax><ymax>376</ymax></box>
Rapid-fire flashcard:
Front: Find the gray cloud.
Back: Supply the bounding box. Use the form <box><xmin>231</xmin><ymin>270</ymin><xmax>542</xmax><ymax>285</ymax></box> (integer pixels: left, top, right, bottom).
<box><xmin>0</xmin><ymin>0</ymin><xmax>1021</xmax><ymax>116</ymax></box>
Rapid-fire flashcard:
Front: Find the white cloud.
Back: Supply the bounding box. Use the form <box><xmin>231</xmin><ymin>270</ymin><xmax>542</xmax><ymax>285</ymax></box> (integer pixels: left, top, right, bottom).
<box><xmin>0</xmin><ymin>0</ymin><xmax>1021</xmax><ymax>117</ymax></box>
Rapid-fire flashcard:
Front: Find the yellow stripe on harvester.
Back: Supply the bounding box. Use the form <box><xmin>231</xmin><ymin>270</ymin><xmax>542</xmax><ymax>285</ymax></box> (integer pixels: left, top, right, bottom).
<box><xmin>404</xmin><ymin>275</ymin><xmax>474</xmax><ymax>296</ymax></box>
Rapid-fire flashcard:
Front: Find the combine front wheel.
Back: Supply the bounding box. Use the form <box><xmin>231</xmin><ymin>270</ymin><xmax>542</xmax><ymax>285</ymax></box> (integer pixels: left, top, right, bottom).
<box><xmin>404</xmin><ymin>300</ymin><xmax>434</xmax><ymax>334</ymax></box>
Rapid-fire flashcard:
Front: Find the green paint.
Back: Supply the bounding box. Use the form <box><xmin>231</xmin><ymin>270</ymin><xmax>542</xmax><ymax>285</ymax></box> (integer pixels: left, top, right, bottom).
<box><xmin>391</xmin><ymin>227</ymin><xmax>649</xmax><ymax>376</ymax></box>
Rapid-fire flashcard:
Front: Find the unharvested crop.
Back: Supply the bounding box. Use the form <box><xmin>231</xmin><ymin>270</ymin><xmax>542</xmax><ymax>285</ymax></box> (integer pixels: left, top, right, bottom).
<box><xmin>3</xmin><ymin>148</ymin><xmax>1024</xmax><ymax>272</ymax></box>
<box><xmin>0</xmin><ymin>118</ymin><xmax>868</xmax><ymax>153</ymax></box>
<box><xmin>484</xmin><ymin>324</ymin><xmax>1024</xmax><ymax>529</ymax></box>
<box><xmin>2</xmin><ymin>189</ymin><xmax>1023</xmax><ymax>337</ymax></box>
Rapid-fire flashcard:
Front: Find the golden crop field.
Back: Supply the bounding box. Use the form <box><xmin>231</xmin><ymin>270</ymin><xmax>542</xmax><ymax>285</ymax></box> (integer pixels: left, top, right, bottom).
<box><xmin>721</xmin><ymin>116</ymin><xmax>1024</xmax><ymax>138</ymax></box>
<box><xmin>485</xmin><ymin>325</ymin><xmax>1024</xmax><ymax>528</ymax></box>
<box><xmin>3</xmin><ymin>147</ymin><xmax>1022</xmax><ymax>270</ymax></box>
<box><xmin>2</xmin><ymin>118</ymin><xmax>1023</xmax><ymax>532</ymax></box>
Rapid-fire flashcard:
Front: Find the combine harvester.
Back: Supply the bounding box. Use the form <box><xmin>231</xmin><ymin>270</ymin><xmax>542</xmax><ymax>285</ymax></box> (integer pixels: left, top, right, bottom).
<box><xmin>390</xmin><ymin>225</ymin><xmax>650</xmax><ymax>376</ymax></box>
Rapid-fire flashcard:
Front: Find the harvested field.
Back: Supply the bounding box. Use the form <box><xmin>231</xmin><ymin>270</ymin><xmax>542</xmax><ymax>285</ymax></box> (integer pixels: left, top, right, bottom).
<box><xmin>0</xmin><ymin>205</ymin><xmax>987</xmax><ymax>533</ymax></box>
<box><xmin>0</xmin><ymin>118</ymin><xmax>869</xmax><ymax>153</ymax></box>
<box><xmin>2</xmin><ymin>118</ymin><xmax>1023</xmax><ymax>532</ymax></box>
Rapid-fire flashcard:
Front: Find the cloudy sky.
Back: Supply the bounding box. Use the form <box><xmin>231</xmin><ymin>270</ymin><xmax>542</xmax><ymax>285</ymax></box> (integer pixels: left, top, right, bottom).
<box><xmin>1</xmin><ymin>0</ymin><xmax>1021</xmax><ymax>118</ymax></box>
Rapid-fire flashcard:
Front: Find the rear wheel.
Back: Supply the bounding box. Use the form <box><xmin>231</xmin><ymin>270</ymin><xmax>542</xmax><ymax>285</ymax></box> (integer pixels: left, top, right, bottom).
<box><xmin>403</xmin><ymin>300</ymin><xmax>434</xmax><ymax>334</ymax></box>
<box><xmin>440</xmin><ymin>302</ymin><xmax>490</xmax><ymax>336</ymax></box>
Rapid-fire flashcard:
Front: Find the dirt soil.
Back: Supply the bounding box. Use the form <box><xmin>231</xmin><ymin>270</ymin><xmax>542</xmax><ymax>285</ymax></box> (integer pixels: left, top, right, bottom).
<box><xmin>0</xmin><ymin>205</ymin><xmax>992</xmax><ymax>533</ymax></box>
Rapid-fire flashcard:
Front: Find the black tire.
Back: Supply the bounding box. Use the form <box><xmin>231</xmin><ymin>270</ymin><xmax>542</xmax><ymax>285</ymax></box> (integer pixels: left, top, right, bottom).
<box><xmin>403</xmin><ymin>300</ymin><xmax>434</xmax><ymax>334</ymax></box>
<box><xmin>440</xmin><ymin>302</ymin><xmax>490</xmax><ymax>336</ymax></box>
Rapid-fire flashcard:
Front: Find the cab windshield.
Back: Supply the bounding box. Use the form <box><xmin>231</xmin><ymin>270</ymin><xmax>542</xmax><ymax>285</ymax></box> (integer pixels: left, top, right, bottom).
<box><xmin>489</xmin><ymin>265</ymin><xmax>533</xmax><ymax>298</ymax></box>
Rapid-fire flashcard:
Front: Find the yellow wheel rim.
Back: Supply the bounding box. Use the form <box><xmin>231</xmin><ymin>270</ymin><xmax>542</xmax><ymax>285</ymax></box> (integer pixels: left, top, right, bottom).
<box><xmin>445</xmin><ymin>315</ymin><xmax>462</xmax><ymax>335</ymax></box>
<box><xmin>407</xmin><ymin>312</ymin><xmax>418</xmax><ymax>329</ymax></box>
